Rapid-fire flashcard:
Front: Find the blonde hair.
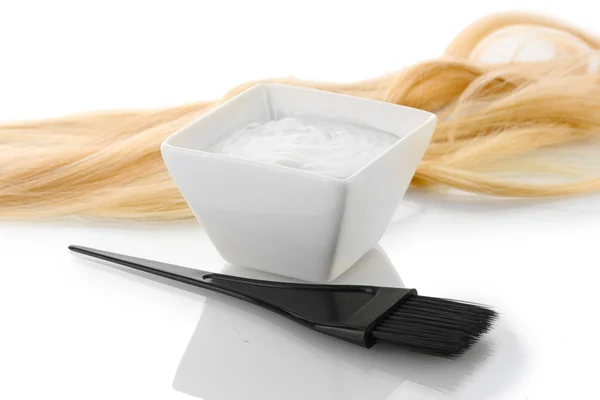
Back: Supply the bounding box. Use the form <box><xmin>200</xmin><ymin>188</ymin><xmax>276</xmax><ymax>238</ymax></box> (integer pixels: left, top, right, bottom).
<box><xmin>2</xmin><ymin>11</ymin><xmax>600</xmax><ymax>220</ymax></box>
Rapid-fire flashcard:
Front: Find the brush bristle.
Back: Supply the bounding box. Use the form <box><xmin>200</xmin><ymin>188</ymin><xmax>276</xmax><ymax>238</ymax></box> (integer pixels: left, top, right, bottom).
<box><xmin>371</xmin><ymin>295</ymin><xmax>497</xmax><ymax>358</ymax></box>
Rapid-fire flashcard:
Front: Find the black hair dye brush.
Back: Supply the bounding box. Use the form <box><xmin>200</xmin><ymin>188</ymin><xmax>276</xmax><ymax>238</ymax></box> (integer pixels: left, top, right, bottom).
<box><xmin>69</xmin><ymin>245</ymin><xmax>497</xmax><ymax>358</ymax></box>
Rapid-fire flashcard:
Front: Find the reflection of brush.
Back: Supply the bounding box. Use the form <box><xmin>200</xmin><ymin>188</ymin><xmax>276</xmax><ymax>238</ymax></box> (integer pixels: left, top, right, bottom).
<box><xmin>69</xmin><ymin>245</ymin><xmax>497</xmax><ymax>358</ymax></box>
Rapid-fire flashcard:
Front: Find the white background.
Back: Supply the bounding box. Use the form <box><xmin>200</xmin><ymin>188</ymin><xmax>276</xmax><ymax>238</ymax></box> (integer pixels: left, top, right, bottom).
<box><xmin>1</xmin><ymin>1</ymin><xmax>599</xmax><ymax>399</ymax></box>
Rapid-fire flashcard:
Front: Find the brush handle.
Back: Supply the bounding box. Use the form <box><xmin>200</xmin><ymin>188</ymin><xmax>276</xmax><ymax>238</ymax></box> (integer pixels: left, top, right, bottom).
<box><xmin>69</xmin><ymin>244</ymin><xmax>380</xmax><ymax>323</ymax></box>
<box><xmin>69</xmin><ymin>244</ymin><xmax>369</xmax><ymax>296</ymax></box>
<box><xmin>192</xmin><ymin>273</ymin><xmax>416</xmax><ymax>347</ymax></box>
<box><xmin>69</xmin><ymin>245</ymin><xmax>214</xmax><ymax>287</ymax></box>
<box><xmin>69</xmin><ymin>245</ymin><xmax>415</xmax><ymax>347</ymax></box>
<box><xmin>201</xmin><ymin>273</ymin><xmax>377</xmax><ymax>322</ymax></box>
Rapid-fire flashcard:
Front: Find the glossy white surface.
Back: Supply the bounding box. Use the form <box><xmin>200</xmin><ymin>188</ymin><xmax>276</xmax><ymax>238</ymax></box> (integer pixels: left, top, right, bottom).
<box><xmin>3</xmin><ymin>191</ymin><xmax>600</xmax><ymax>400</ymax></box>
<box><xmin>3</xmin><ymin>1</ymin><xmax>600</xmax><ymax>399</ymax></box>
<box><xmin>162</xmin><ymin>84</ymin><xmax>436</xmax><ymax>282</ymax></box>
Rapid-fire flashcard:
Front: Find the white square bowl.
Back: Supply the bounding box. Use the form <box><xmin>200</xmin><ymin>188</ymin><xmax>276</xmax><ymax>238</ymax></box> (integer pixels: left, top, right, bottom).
<box><xmin>161</xmin><ymin>84</ymin><xmax>436</xmax><ymax>282</ymax></box>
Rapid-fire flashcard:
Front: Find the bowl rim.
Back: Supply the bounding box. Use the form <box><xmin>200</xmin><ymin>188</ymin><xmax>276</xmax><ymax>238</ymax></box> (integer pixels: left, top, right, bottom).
<box><xmin>161</xmin><ymin>83</ymin><xmax>437</xmax><ymax>183</ymax></box>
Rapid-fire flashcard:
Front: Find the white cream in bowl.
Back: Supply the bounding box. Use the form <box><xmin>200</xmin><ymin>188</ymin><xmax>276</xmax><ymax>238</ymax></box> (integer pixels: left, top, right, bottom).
<box><xmin>207</xmin><ymin>116</ymin><xmax>399</xmax><ymax>179</ymax></box>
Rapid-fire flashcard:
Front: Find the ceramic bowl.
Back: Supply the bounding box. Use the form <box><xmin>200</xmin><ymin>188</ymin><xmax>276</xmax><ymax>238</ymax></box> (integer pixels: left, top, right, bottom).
<box><xmin>161</xmin><ymin>84</ymin><xmax>436</xmax><ymax>282</ymax></box>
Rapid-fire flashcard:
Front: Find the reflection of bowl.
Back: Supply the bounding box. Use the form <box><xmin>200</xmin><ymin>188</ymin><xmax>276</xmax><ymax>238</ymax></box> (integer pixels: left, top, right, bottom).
<box><xmin>173</xmin><ymin>248</ymin><xmax>522</xmax><ymax>400</ymax></box>
<box><xmin>161</xmin><ymin>84</ymin><xmax>437</xmax><ymax>282</ymax></box>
